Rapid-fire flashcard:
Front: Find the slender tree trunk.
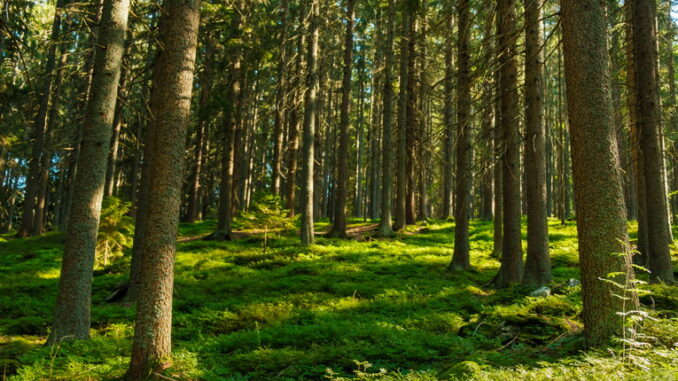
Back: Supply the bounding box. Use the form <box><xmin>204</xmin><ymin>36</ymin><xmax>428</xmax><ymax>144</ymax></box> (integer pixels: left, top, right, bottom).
<box><xmin>186</xmin><ymin>42</ymin><xmax>212</xmax><ymax>223</ymax></box>
<box><xmin>20</xmin><ymin>0</ymin><xmax>66</xmax><ymax>238</ymax></box>
<box><xmin>492</xmin><ymin>9</ymin><xmax>503</xmax><ymax>258</ymax></box>
<box><xmin>104</xmin><ymin>50</ymin><xmax>129</xmax><ymax>198</ymax></box>
<box><xmin>329</xmin><ymin>0</ymin><xmax>354</xmax><ymax>237</ymax></box>
<box><xmin>127</xmin><ymin>0</ymin><xmax>200</xmax><ymax>377</ymax></box>
<box><xmin>451</xmin><ymin>0</ymin><xmax>472</xmax><ymax>271</ymax></box>
<box><xmin>492</xmin><ymin>0</ymin><xmax>523</xmax><ymax>287</ymax></box>
<box><xmin>49</xmin><ymin>0</ymin><xmax>129</xmax><ymax>344</ymax></box>
<box><xmin>631</xmin><ymin>0</ymin><xmax>674</xmax><ymax>283</ymax></box>
<box><xmin>442</xmin><ymin>11</ymin><xmax>454</xmax><ymax>220</ymax></box>
<box><xmin>561</xmin><ymin>0</ymin><xmax>637</xmax><ymax>347</ymax></box>
<box><xmin>376</xmin><ymin>0</ymin><xmax>396</xmax><ymax>237</ymax></box>
<box><xmin>285</xmin><ymin>11</ymin><xmax>305</xmax><ymax>217</ymax></box>
<box><xmin>300</xmin><ymin>0</ymin><xmax>319</xmax><ymax>245</ymax></box>
<box><xmin>272</xmin><ymin>0</ymin><xmax>289</xmax><ymax>196</ymax></box>
<box><xmin>214</xmin><ymin>3</ymin><xmax>243</xmax><ymax>241</ymax></box>
<box><xmin>625</xmin><ymin>1</ymin><xmax>649</xmax><ymax>265</ymax></box>
<box><xmin>405</xmin><ymin>13</ymin><xmax>418</xmax><ymax>225</ymax></box>
<box><xmin>522</xmin><ymin>0</ymin><xmax>551</xmax><ymax>287</ymax></box>
<box><xmin>394</xmin><ymin>0</ymin><xmax>413</xmax><ymax>231</ymax></box>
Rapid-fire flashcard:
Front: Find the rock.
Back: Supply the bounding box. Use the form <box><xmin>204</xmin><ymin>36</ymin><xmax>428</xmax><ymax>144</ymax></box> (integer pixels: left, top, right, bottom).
<box><xmin>566</xmin><ymin>278</ymin><xmax>581</xmax><ymax>288</ymax></box>
<box><xmin>530</xmin><ymin>286</ymin><xmax>551</xmax><ymax>298</ymax></box>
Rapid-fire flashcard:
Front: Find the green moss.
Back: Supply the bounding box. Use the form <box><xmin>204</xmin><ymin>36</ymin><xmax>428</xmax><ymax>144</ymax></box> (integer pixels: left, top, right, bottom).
<box><xmin>1</xmin><ymin>218</ymin><xmax>676</xmax><ymax>380</ymax></box>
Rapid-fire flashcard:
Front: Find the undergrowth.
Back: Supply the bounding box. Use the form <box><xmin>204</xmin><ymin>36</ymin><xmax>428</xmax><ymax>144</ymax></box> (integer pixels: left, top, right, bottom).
<box><xmin>0</xmin><ymin>219</ymin><xmax>676</xmax><ymax>380</ymax></box>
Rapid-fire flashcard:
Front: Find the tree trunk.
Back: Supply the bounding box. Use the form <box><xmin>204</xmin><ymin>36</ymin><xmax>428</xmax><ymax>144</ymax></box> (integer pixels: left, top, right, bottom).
<box><xmin>285</xmin><ymin>11</ymin><xmax>305</xmax><ymax>217</ymax></box>
<box><xmin>450</xmin><ymin>0</ymin><xmax>472</xmax><ymax>271</ymax></box>
<box><xmin>329</xmin><ymin>0</ymin><xmax>354</xmax><ymax>237</ymax></box>
<box><xmin>631</xmin><ymin>0</ymin><xmax>674</xmax><ymax>283</ymax></box>
<box><xmin>104</xmin><ymin>50</ymin><xmax>129</xmax><ymax>198</ymax></box>
<box><xmin>272</xmin><ymin>0</ymin><xmax>289</xmax><ymax>196</ymax></box>
<box><xmin>300</xmin><ymin>0</ymin><xmax>320</xmax><ymax>245</ymax></box>
<box><xmin>522</xmin><ymin>0</ymin><xmax>551</xmax><ymax>287</ymax></box>
<box><xmin>20</xmin><ymin>0</ymin><xmax>66</xmax><ymax>238</ymax></box>
<box><xmin>561</xmin><ymin>0</ymin><xmax>637</xmax><ymax>347</ymax></box>
<box><xmin>393</xmin><ymin>0</ymin><xmax>413</xmax><ymax>231</ymax></box>
<box><xmin>49</xmin><ymin>0</ymin><xmax>129</xmax><ymax>344</ymax></box>
<box><xmin>492</xmin><ymin>0</ymin><xmax>523</xmax><ymax>287</ymax></box>
<box><xmin>376</xmin><ymin>0</ymin><xmax>396</xmax><ymax>237</ymax></box>
<box><xmin>441</xmin><ymin>11</ymin><xmax>454</xmax><ymax>220</ymax></box>
<box><xmin>127</xmin><ymin>0</ymin><xmax>200</xmax><ymax>378</ymax></box>
<box><xmin>214</xmin><ymin>3</ymin><xmax>243</xmax><ymax>241</ymax></box>
<box><xmin>625</xmin><ymin>0</ymin><xmax>649</xmax><ymax>265</ymax></box>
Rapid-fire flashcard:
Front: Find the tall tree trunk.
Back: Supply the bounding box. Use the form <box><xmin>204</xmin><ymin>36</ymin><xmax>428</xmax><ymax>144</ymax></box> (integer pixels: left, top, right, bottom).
<box><xmin>376</xmin><ymin>0</ymin><xmax>395</xmax><ymax>237</ymax></box>
<box><xmin>561</xmin><ymin>0</ymin><xmax>637</xmax><ymax>347</ymax></box>
<box><xmin>631</xmin><ymin>0</ymin><xmax>674</xmax><ymax>283</ymax></box>
<box><xmin>272</xmin><ymin>0</ymin><xmax>289</xmax><ymax>196</ymax></box>
<box><xmin>450</xmin><ymin>0</ymin><xmax>472</xmax><ymax>271</ymax></box>
<box><xmin>492</xmin><ymin>0</ymin><xmax>523</xmax><ymax>287</ymax></box>
<box><xmin>329</xmin><ymin>0</ymin><xmax>354</xmax><ymax>237</ymax></box>
<box><xmin>127</xmin><ymin>0</ymin><xmax>200</xmax><ymax>377</ymax></box>
<box><xmin>625</xmin><ymin>0</ymin><xmax>649</xmax><ymax>265</ymax></box>
<box><xmin>104</xmin><ymin>50</ymin><xmax>129</xmax><ymax>197</ymax></box>
<box><xmin>405</xmin><ymin>12</ymin><xmax>418</xmax><ymax>225</ymax></box>
<box><xmin>441</xmin><ymin>11</ymin><xmax>454</xmax><ymax>220</ymax></box>
<box><xmin>300</xmin><ymin>0</ymin><xmax>320</xmax><ymax>245</ymax></box>
<box><xmin>393</xmin><ymin>0</ymin><xmax>413</xmax><ymax>231</ymax></box>
<box><xmin>20</xmin><ymin>0</ymin><xmax>66</xmax><ymax>238</ymax></box>
<box><xmin>214</xmin><ymin>2</ymin><xmax>243</xmax><ymax>241</ymax></box>
<box><xmin>522</xmin><ymin>0</ymin><xmax>551</xmax><ymax>287</ymax></box>
<box><xmin>49</xmin><ymin>0</ymin><xmax>129</xmax><ymax>344</ymax></box>
<box><xmin>186</xmin><ymin>40</ymin><xmax>213</xmax><ymax>223</ymax></box>
<box><xmin>285</xmin><ymin>10</ymin><xmax>305</xmax><ymax>217</ymax></box>
<box><xmin>492</xmin><ymin>9</ymin><xmax>503</xmax><ymax>258</ymax></box>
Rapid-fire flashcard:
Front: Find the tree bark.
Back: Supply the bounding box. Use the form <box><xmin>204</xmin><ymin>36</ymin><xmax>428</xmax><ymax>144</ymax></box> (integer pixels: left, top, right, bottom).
<box><xmin>300</xmin><ymin>0</ymin><xmax>320</xmax><ymax>245</ymax></box>
<box><xmin>561</xmin><ymin>0</ymin><xmax>637</xmax><ymax>347</ymax></box>
<box><xmin>127</xmin><ymin>0</ymin><xmax>200</xmax><ymax>378</ymax></box>
<box><xmin>522</xmin><ymin>0</ymin><xmax>551</xmax><ymax>287</ymax></box>
<box><xmin>393</xmin><ymin>0</ymin><xmax>414</xmax><ymax>231</ymax></box>
<box><xmin>329</xmin><ymin>0</ymin><xmax>354</xmax><ymax>237</ymax></box>
<box><xmin>492</xmin><ymin>0</ymin><xmax>523</xmax><ymax>287</ymax></box>
<box><xmin>631</xmin><ymin>0</ymin><xmax>674</xmax><ymax>283</ymax></box>
<box><xmin>272</xmin><ymin>0</ymin><xmax>289</xmax><ymax>196</ymax></box>
<box><xmin>50</xmin><ymin>0</ymin><xmax>129</xmax><ymax>344</ymax></box>
<box><xmin>19</xmin><ymin>0</ymin><xmax>66</xmax><ymax>238</ymax></box>
<box><xmin>376</xmin><ymin>0</ymin><xmax>396</xmax><ymax>237</ymax></box>
<box><xmin>450</xmin><ymin>0</ymin><xmax>472</xmax><ymax>271</ymax></box>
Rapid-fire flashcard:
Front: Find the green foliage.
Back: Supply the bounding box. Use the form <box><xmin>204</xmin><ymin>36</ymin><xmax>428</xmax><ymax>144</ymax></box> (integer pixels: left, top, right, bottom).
<box><xmin>95</xmin><ymin>197</ymin><xmax>134</xmax><ymax>266</ymax></box>
<box><xmin>240</xmin><ymin>193</ymin><xmax>296</xmax><ymax>253</ymax></box>
<box><xmin>0</xmin><ymin>219</ymin><xmax>676</xmax><ymax>380</ymax></box>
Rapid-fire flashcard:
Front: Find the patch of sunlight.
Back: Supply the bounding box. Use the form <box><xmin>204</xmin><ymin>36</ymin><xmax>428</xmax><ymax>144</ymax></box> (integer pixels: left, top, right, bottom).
<box><xmin>36</xmin><ymin>268</ymin><xmax>61</xmax><ymax>279</ymax></box>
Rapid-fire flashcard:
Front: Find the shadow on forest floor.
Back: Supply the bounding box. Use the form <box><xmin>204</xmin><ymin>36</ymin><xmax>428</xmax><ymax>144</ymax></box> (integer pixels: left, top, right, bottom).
<box><xmin>0</xmin><ymin>218</ymin><xmax>677</xmax><ymax>380</ymax></box>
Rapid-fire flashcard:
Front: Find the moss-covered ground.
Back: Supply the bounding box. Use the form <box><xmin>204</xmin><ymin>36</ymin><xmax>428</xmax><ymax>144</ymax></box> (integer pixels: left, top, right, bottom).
<box><xmin>1</xmin><ymin>219</ymin><xmax>676</xmax><ymax>380</ymax></box>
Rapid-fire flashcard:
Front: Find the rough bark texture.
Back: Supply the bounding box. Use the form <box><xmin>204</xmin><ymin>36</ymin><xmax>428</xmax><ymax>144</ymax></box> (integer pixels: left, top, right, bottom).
<box><xmin>451</xmin><ymin>0</ymin><xmax>472</xmax><ymax>271</ymax></box>
<box><xmin>127</xmin><ymin>0</ymin><xmax>200</xmax><ymax>378</ymax></box>
<box><xmin>631</xmin><ymin>0</ymin><xmax>674</xmax><ymax>283</ymax></box>
<box><xmin>393</xmin><ymin>0</ymin><xmax>413</xmax><ymax>231</ymax></box>
<box><xmin>376</xmin><ymin>0</ymin><xmax>395</xmax><ymax>237</ymax></box>
<box><xmin>441</xmin><ymin>10</ymin><xmax>454</xmax><ymax>221</ymax></box>
<box><xmin>214</xmin><ymin>4</ymin><xmax>243</xmax><ymax>241</ymax></box>
<box><xmin>300</xmin><ymin>0</ymin><xmax>319</xmax><ymax>245</ymax></box>
<box><xmin>50</xmin><ymin>0</ymin><xmax>129</xmax><ymax>343</ymax></box>
<box><xmin>493</xmin><ymin>0</ymin><xmax>523</xmax><ymax>287</ymax></box>
<box><xmin>625</xmin><ymin>0</ymin><xmax>649</xmax><ymax>265</ymax></box>
<box><xmin>329</xmin><ymin>0</ymin><xmax>354</xmax><ymax>237</ymax></box>
<box><xmin>522</xmin><ymin>0</ymin><xmax>551</xmax><ymax>287</ymax></box>
<box><xmin>561</xmin><ymin>0</ymin><xmax>636</xmax><ymax>347</ymax></box>
<box><xmin>20</xmin><ymin>0</ymin><xmax>65</xmax><ymax>238</ymax></box>
<box><xmin>272</xmin><ymin>0</ymin><xmax>289</xmax><ymax>196</ymax></box>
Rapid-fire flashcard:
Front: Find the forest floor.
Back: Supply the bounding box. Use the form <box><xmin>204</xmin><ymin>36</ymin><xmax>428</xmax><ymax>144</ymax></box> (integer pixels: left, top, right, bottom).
<box><xmin>1</xmin><ymin>219</ymin><xmax>677</xmax><ymax>380</ymax></box>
